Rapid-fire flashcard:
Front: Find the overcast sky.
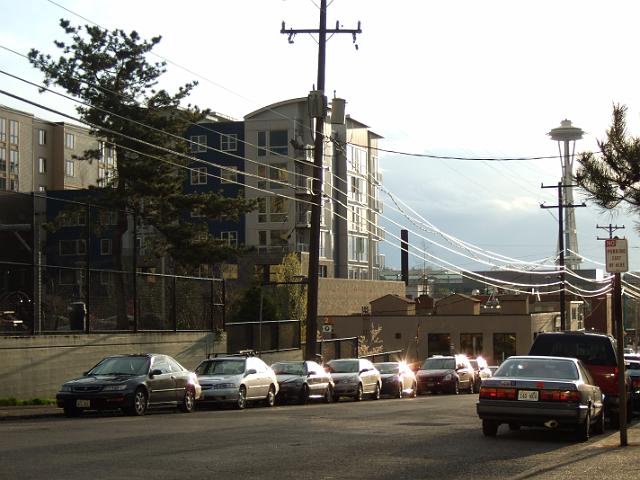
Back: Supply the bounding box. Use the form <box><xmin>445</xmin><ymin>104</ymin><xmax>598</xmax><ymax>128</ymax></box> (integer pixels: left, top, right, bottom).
<box><xmin>3</xmin><ymin>0</ymin><xmax>640</xmax><ymax>273</ymax></box>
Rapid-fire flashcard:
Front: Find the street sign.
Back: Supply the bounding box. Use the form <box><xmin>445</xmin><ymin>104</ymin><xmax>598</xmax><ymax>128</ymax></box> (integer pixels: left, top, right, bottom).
<box><xmin>605</xmin><ymin>238</ymin><xmax>629</xmax><ymax>273</ymax></box>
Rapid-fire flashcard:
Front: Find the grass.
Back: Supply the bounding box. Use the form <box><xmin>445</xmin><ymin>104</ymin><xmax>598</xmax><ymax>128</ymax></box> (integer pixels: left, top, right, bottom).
<box><xmin>0</xmin><ymin>398</ymin><xmax>56</xmax><ymax>407</ymax></box>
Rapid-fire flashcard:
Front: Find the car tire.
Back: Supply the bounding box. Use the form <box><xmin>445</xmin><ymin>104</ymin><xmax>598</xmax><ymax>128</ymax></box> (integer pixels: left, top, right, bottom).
<box><xmin>354</xmin><ymin>383</ymin><xmax>363</xmax><ymax>402</ymax></box>
<box><xmin>482</xmin><ymin>419</ymin><xmax>498</xmax><ymax>437</ymax></box>
<box><xmin>372</xmin><ymin>383</ymin><xmax>381</xmax><ymax>400</ymax></box>
<box><xmin>179</xmin><ymin>388</ymin><xmax>195</xmax><ymax>413</ymax></box>
<box><xmin>265</xmin><ymin>385</ymin><xmax>276</xmax><ymax>407</ymax></box>
<box><xmin>468</xmin><ymin>380</ymin><xmax>474</xmax><ymax>394</ymax></box>
<box><xmin>411</xmin><ymin>382</ymin><xmax>418</xmax><ymax>398</ymax></box>
<box><xmin>125</xmin><ymin>388</ymin><xmax>148</xmax><ymax>416</ymax></box>
<box><xmin>452</xmin><ymin>381</ymin><xmax>460</xmax><ymax>395</ymax></box>
<box><xmin>576</xmin><ymin>410</ymin><xmax>591</xmax><ymax>442</ymax></box>
<box><xmin>396</xmin><ymin>382</ymin><xmax>403</xmax><ymax>399</ymax></box>
<box><xmin>236</xmin><ymin>386</ymin><xmax>247</xmax><ymax>410</ymax></box>
<box><xmin>63</xmin><ymin>406</ymin><xmax>82</xmax><ymax>418</ymax></box>
<box><xmin>298</xmin><ymin>385</ymin><xmax>310</xmax><ymax>405</ymax></box>
<box><xmin>593</xmin><ymin>408</ymin><xmax>605</xmax><ymax>435</ymax></box>
<box><xmin>324</xmin><ymin>385</ymin><xmax>333</xmax><ymax>403</ymax></box>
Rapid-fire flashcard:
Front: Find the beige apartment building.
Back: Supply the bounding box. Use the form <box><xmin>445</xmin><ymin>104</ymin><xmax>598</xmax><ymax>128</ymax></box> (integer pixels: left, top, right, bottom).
<box><xmin>0</xmin><ymin>105</ymin><xmax>112</xmax><ymax>193</ymax></box>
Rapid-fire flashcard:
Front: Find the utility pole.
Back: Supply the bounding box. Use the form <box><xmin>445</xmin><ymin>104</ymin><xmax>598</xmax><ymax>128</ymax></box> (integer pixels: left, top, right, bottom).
<box><xmin>281</xmin><ymin>2</ymin><xmax>361</xmax><ymax>361</ymax></box>
<box><xmin>541</xmin><ymin>182</ymin><xmax>586</xmax><ymax>330</ymax></box>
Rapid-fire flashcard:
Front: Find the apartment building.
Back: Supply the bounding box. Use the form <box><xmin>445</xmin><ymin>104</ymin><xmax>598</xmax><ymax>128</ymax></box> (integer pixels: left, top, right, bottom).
<box><xmin>0</xmin><ymin>105</ymin><xmax>112</xmax><ymax>193</ymax></box>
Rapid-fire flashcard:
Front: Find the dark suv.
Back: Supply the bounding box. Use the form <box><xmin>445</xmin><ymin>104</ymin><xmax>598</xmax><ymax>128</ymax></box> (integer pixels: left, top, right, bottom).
<box><xmin>528</xmin><ymin>331</ymin><xmax>630</xmax><ymax>426</ymax></box>
<box><xmin>416</xmin><ymin>354</ymin><xmax>476</xmax><ymax>395</ymax></box>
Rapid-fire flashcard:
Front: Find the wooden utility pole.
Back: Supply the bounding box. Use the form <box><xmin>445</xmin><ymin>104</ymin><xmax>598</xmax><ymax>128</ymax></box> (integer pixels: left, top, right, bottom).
<box><xmin>281</xmin><ymin>1</ymin><xmax>361</xmax><ymax>361</ymax></box>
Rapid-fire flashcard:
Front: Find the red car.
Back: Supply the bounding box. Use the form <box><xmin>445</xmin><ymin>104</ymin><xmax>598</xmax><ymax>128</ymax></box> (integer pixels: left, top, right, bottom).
<box><xmin>416</xmin><ymin>354</ymin><xmax>476</xmax><ymax>395</ymax></box>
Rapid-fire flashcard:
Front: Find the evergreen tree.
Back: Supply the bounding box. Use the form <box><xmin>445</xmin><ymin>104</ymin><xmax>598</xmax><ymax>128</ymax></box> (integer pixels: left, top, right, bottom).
<box><xmin>29</xmin><ymin>20</ymin><xmax>255</xmax><ymax>328</ymax></box>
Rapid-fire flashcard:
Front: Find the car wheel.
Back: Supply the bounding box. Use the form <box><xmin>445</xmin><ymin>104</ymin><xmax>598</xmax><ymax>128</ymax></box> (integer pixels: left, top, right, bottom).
<box><xmin>125</xmin><ymin>388</ymin><xmax>148</xmax><ymax>416</ymax></box>
<box><xmin>372</xmin><ymin>383</ymin><xmax>381</xmax><ymax>400</ymax></box>
<box><xmin>593</xmin><ymin>408</ymin><xmax>605</xmax><ymax>435</ymax></box>
<box><xmin>452</xmin><ymin>381</ymin><xmax>460</xmax><ymax>395</ymax></box>
<box><xmin>482</xmin><ymin>419</ymin><xmax>498</xmax><ymax>437</ymax></box>
<box><xmin>236</xmin><ymin>386</ymin><xmax>247</xmax><ymax>410</ymax></box>
<box><xmin>411</xmin><ymin>382</ymin><xmax>418</xmax><ymax>398</ymax></box>
<box><xmin>298</xmin><ymin>384</ymin><xmax>310</xmax><ymax>405</ymax></box>
<box><xmin>265</xmin><ymin>385</ymin><xmax>276</xmax><ymax>407</ymax></box>
<box><xmin>179</xmin><ymin>388</ymin><xmax>196</xmax><ymax>413</ymax></box>
<box><xmin>576</xmin><ymin>410</ymin><xmax>591</xmax><ymax>442</ymax></box>
<box><xmin>508</xmin><ymin>423</ymin><xmax>520</xmax><ymax>431</ymax></box>
<box><xmin>63</xmin><ymin>406</ymin><xmax>82</xmax><ymax>418</ymax></box>
<box><xmin>354</xmin><ymin>383</ymin><xmax>363</xmax><ymax>402</ymax></box>
<box><xmin>324</xmin><ymin>385</ymin><xmax>334</xmax><ymax>403</ymax></box>
<box><xmin>468</xmin><ymin>380</ymin><xmax>474</xmax><ymax>394</ymax></box>
<box><xmin>396</xmin><ymin>382</ymin><xmax>403</xmax><ymax>399</ymax></box>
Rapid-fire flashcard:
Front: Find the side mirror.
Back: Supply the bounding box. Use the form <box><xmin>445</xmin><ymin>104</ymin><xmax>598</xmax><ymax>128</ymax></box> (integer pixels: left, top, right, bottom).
<box><xmin>149</xmin><ymin>369</ymin><xmax>163</xmax><ymax>377</ymax></box>
<box><xmin>245</xmin><ymin>369</ymin><xmax>257</xmax><ymax>376</ymax></box>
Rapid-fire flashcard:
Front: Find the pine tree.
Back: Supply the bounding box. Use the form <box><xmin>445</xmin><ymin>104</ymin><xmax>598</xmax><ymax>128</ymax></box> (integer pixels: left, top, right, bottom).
<box><xmin>29</xmin><ymin>20</ymin><xmax>255</xmax><ymax>328</ymax></box>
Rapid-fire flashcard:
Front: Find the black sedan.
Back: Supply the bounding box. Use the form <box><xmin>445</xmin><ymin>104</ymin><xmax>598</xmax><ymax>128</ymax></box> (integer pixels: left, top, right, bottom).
<box><xmin>477</xmin><ymin>356</ymin><xmax>604</xmax><ymax>441</ymax></box>
<box><xmin>626</xmin><ymin>359</ymin><xmax>640</xmax><ymax>412</ymax></box>
<box><xmin>373</xmin><ymin>361</ymin><xmax>417</xmax><ymax>398</ymax></box>
<box><xmin>56</xmin><ymin>353</ymin><xmax>201</xmax><ymax>417</ymax></box>
<box><xmin>271</xmin><ymin>360</ymin><xmax>334</xmax><ymax>404</ymax></box>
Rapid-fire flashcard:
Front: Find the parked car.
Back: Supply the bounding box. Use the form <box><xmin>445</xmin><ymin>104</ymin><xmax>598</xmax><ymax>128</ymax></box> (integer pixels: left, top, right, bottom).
<box><xmin>470</xmin><ymin>356</ymin><xmax>492</xmax><ymax>390</ymax></box>
<box><xmin>477</xmin><ymin>355</ymin><xmax>605</xmax><ymax>441</ymax></box>
<box><xmin>374</xmin><ymin>361</ymin><xmax>417</xmax><ymax>398</ymax></box>
<box><xmin>271</xmin><ymin>360</ymin><xmax>334</xmax><ymax>404</ymax></box>
<box><xmin>195</xmin><ymin>354</ymin><xmax>278</xmax><ymax>409</ymax></box>
<box><xmin>528</xmin><ymin>331</ymin><xmax>630</xmax><ymax>427</ymax></box>
<box><xmin>56</xmin><ymin>353</ymin><xmax>201</xmax><ymax>417</ymax></box>
<box><xmin>416</xmin><ymin>354</ymin><xmax>475</xmax><ymax>395</ymax></box>
<box><xmin>327</xmin><ymin>358</ymin><xmax>381</xmax><ymax>401</ymax></box>
<box><xmin>626</xmin><ymin>360</ymin><xmax>640</xmax><ymax>412</ymax></box>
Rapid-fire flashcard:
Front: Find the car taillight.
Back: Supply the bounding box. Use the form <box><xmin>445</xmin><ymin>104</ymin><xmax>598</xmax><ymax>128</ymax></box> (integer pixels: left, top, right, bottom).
<box><xmin>539</xmin><ymin>390</ymin><xmax>580</xmax><ymax>402</ymax></box>
<box><xmin>479</xmin><ymin>387</ymin><xmax>516</xmax><ymax>399</ymax></box>
<box><xmin>632</xmin><ymin>378</ymin><xmax>640</xmax><ymax>389</ymax></box>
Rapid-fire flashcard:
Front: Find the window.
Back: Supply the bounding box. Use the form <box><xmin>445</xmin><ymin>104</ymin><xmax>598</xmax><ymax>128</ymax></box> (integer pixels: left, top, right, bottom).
<box><xmin>65</xmin><ymin>132</ymin><xmax>75</xmax><ymax>149</ymax></box>
<box><xmin>190</xmin><ymin>167</ymin><xmax>207</xmax><ymax>185</ymax></box>
<box><xmin>59</xmin><ymin>239</ymin><xmax>86</xmax><ymax>256</ymax></box>
<box><xmin>190</xmin><ymin>135</ymin><xmax>207</xmax><ymax>153</ymax></box>
<box><xmin>0</xmin><ymin>148</ymin><xmax>5</xmax><ymax>171</ymax></box>
<box><xmin>221</xmin><ymin>166</ymin><xmax>238</xmax><ymax>184</ymax></box>
<box><xmin>9</xmin><ymin>179</ymin><xmax>17</xmax><ymax>191</ymax></box>
<box><xmin>427</xmin><ymin>333</ymin><xmax>452</xmax><ymax>356</ymax></box>
<box><xmin>37</xmin><ymin>129</ymin><xmax>46</xmax><ymax>145</ymax></box>
<box><xmin>220</xmin><ymin>134</ymin><xmax>238</xmax><ymax>151</ymax></box>
<box><xmin>460</xmin><ymin>333</ymin><xmax>483</xmax><ymax>357</ymax></box>
<box><xmin>99</xmin><ymin>211</ymin><xmax>118</xmax><ymax>226</ymax></box>
<box><xmin>270</xmin><ymin>229</ymin><xmax>289</xmax><ymax>247</ymax></box>
<box><xmin>258</xmin><ymin>198</ymin><xmax>267</xmax><ymax>223</ymax></box>
<box><xmin>65</xmin><ymin>159</ymin><xmax>74</xmax><ymax>177</ymax></box>
<box><xmin>101</xmin><ymin>142</ymin><xmax>115</xmax><ymax>166</ymax></box>
<box><xmin>9</xmin><ymin>150</ymin><xmax>18</xmax><ymax>174</ymax></box>
<box><xmin>0</xmin><ymin>178</ymin><xmax>5</xmax><ymax>190</ymax></box>
<box><xmin>348</xmin><ymin>235</ymin><xmax>368</xmax><ymax>262</ymax></box>
<box><xmin>270</xmin><ymin>196</ymin><xmax>288</xmax><ymax>222</ymax></box>
<box><xmin>257</xmin><ymin>129</ymin><xmax>288</xmax><ymax>156</ymax></box>
<box><xmin>269</xmin><ymin>163</ymin><xmax>288</xmax><ymax>189</ymax></box>
<box><xmin>493</xmin><ymin>333</ymin><xmax>516</xmax><ymax>364</ymax></box>
<box><xmin>257</xmin><ymin>164</ymin><xmax>267</xmax><ymax>189</ymax></box>
<box><xmin>38</xmin><ymin>157</ymin><xmax>46</xmax><ymax>174</ymax></box>
<box><xmin>221</xmin><ymin>231</ymin><xmax>238</xmax><ymax>248</ymax></box>
<box><xmin>0</xmin><ymin>118</ymin><xmax>5</xmax><ymax>142</ymax></box>
<box><xmin>60</xmin><ymin>211</ymin><xmax>87</xmax><ymax>227</ymax></box>
<box><xmin>100</xmin><ymin>238</ymin><xmax>112</xmax><ymax>255</ymax></box>
<box><xmin>9</xmin><ymin>120</ymin><xmax>18</xmax><ymax>144</ymax></box>
<box><xmin>258</xmin><ymin>230</ymin><xmax>267</xmax><ymax>246</ymax></box>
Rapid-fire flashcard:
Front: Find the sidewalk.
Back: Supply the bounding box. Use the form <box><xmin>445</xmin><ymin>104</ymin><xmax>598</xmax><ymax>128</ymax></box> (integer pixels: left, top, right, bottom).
<box><xmin>0</xmin><ymin>404</ymin><xmax>60</xmax><ymax>420</ymax></box>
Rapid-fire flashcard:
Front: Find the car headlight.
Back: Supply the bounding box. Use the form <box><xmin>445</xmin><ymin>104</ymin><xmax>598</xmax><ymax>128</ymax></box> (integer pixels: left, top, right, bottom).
<box><xmin>443</xmin><ymin>374</ymin><xmax>452</xmax><ymax>381</ymax></box>
<box><xmin>102</xmin><ymin>384</ymin><xmax>128</xmax><ymax>391</ymax></box>
<box><xmin>60</xmin><ymin>385</ymin><xmax>72</xmax><ymax>392</ymax></box>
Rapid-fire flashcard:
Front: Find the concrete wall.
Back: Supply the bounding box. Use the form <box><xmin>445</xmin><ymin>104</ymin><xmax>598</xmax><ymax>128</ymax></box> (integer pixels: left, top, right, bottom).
<box><xmin>318</xmin><ymin>278</ymin><xmax>405</xmax><ymax>316</ymax></box>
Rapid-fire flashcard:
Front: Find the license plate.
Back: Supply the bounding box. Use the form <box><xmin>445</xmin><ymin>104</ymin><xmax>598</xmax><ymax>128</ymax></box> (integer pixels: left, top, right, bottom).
<box><xmin>76</xmin><ymin>399</ymin><xmax>90</xmax><ymax>408</ymax></box>
<box><xmin>517</xmin><ymin>390</ymin><xmax>539</xmax><ymax>401</ymax></box>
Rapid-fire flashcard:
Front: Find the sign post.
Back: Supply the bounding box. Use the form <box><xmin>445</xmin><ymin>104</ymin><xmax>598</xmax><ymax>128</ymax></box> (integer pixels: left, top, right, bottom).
<box><xmin>605</xmin><ymin>237</ymin><xmax>628</xmax><ymax>447</ymax></box>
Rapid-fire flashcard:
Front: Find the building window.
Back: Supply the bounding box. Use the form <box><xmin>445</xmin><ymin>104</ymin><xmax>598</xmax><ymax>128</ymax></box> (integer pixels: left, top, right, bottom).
<box><xmin>65</xmin><ymin>159</ymin><xmax>74</xmax><ymax>177</ymax></box>
<box><xmin>9</xmin><ymin>120</ymin><xmax>18</xmax><ymax>144</ymax></box>
<box><xmin>101</xmin><ymin>142</ymin><xmax>115</xmax><ymax>166</ymax></box>
<box><xmin>37</xmin><ymin>129</ymin><xmax>46</xmax><ymax>145</ymax></box>
<box><xmin>460</xmin><ymin>333</ymin><xmax>483</xmax><ymax>357</ymax></box>
<box><xmin>190</xmin><ymin>135</ymin><xmax>207</xmax><ymax>152</ymax></box>
<box><xmin>9</xmin><ymin>178</ymin><xmax>17</xmax><ymax>191</ymax></box>
<box><xmin>0</xmin><ymin>178</ymin><xmax>5</xmax><ymax>190</ymax></box>
<box><xmin>61</xmin><ymin>211</ymin><xmax>87</xmax><ymax>227</ymax></box>
<box><xmin>65</xmin><ymin>132</ymin><xmax>75</xmax><ymax>149</ymax></box>
<box><xmin>348</xmin><ymin>235</ymin><xmax>368</xmax><ymax>262</ymax></box>
<box><xmin>221</xmin><ymin>231</ymin><xmax>238</xmax><ymax>248</ymax></box>
<box><xmin>269</xmin><ymin>196</ymin><xmax>288</xmax><ymax>222</ymax></box>
<box><xmin>257</xmin><ymin>198</ymin><xmax>267</xmax><ymax>223</ymax></box>
<box><xmin>0</xmin><ymin>118</ymin><xmax>5</xmax><ymax>142</ymax></box>
<box><xmin>221</xmin><ymin>166</ymin><xmax>238</xmax><ymax>184</ymax></box>
<box><xmin>38</xmin><ymin>157</ymin><xmax>46</xmax><ymax>174</ymax></box>
<box><xmin>220</xmin><ymin>134</ymin><xmax>238</xmax><ymax>151</ymax></box>
<box><xmin>257</xmin><ymin>129</ymin><xmax>288</xmax><ymax>156</ymax></box>
<box><xmin>100</xmin><ymin>238</ymin><xmax>112</xmax><ymax>255</ymax></box>
<box><xmin>257</xmin><ymin>164</ymin><xmax>267</xmax><ymax>189</ymax></box>
<box><xmin>9</xmin><ymin>150</ymin><xmax>18</xmax><ymax>174</ymax></box>
<box><xmin>59</xmin><ymin>239</ymin><xmax>86</xmax><ymax>256</ymax></box>
<box><xmin>258</xmin><ymin>230</ymin><xmax>267</xmax><ymax>246</ymax></box>
<box><xmin>427</xmin><ymin>333</ymin><xmax>452</xmax><ymax>356</ymax></box>
<box><xmin>269</xmin><ymin>163</ymin><xmax>288</xmax><ymax>189</ymax></box>
<box><xmin>0</xmin><ymin>148</ymin><xmax>5</xmax><ymax>172</ymax></box>
<box><xmin>190</xmin><ymin>167</ymin><xmax>207</xmax><ymax>185</ymax></box>
<box><xmin>493</xmin><ymin>333</ymin><xmax>516</xmax><ymax>364</ymax></box>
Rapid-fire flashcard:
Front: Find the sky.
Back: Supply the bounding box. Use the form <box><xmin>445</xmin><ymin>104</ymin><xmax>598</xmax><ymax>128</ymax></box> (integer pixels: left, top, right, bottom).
<box><xmin>2</xmin><ymin>0</ymin><xmax>640</xmax><ymax>274</ymax></box>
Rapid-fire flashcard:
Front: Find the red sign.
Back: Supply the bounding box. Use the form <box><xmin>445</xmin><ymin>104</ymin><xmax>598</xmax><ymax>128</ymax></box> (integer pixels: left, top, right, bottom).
<box><xmin>605</xmin><ymin>238</ymin><xmax>628</xmax><ymax>273</ymax></box>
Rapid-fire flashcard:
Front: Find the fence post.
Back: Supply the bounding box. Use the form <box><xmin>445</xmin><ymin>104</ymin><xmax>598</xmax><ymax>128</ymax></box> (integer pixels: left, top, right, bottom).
<box><xmin>172</xmin><ymin>274</ymin><xmax>177</xmax><ymax>331</ymax></box>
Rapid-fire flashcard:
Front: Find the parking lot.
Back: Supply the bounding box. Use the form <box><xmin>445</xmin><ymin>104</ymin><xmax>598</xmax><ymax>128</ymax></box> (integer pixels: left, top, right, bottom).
<box><xmin>2</xmin><ymin>393</ymin><xmax>640</xmax><ymax>479</ymax></box>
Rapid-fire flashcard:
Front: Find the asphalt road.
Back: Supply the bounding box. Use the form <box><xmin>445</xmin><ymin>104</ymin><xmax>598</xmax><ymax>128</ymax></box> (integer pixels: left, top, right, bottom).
<box><xmin>1</xmin><ymin>393</ymin><xmax>639</xmax><ymax>479</ymax></box>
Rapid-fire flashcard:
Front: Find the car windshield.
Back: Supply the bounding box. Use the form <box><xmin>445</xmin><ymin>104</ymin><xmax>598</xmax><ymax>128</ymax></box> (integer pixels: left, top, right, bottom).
<box><xmin>374</xmin><ymin>363</ymin><xmax>399</xmax><ymax>374</ymax></box>
<box><xmin>88</xmin><ymin>356</ymin><xmax>149</xmax><ymax>376</ymax></box>
<box><xmin>422</xmin><ymin>358</ymin><xmax>455</xmax><ymax>370</ymax></box>
<box><xmin>530</xmin><ymin>334</ymin><xmax>617</xmax><ymax>366</ymax></box>
<box><xmin>272</xmin><ymin>362</ymin><xmax>305</xmax><ymax>375</ymax></box>
<box><xmin>494</xmin><ymin>358</ymin><xmax>578</xmax><ymax>380</ymax></box>
<box><xmin>196</xmin><ymin>359</ymin><xmax>245</xmax><ymax>375</ymax></box>
<box><xmin>328</xmin><ymin>360</ymin><xmax>359</xmax><ymax>373</ymax></box>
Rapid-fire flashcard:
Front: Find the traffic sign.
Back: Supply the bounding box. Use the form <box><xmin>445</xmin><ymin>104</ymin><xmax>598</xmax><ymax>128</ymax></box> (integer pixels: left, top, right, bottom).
<box><xmin>605</xmin><ymin>238</ymin><xmax>629</xmax><ymax>273</ymax></box>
